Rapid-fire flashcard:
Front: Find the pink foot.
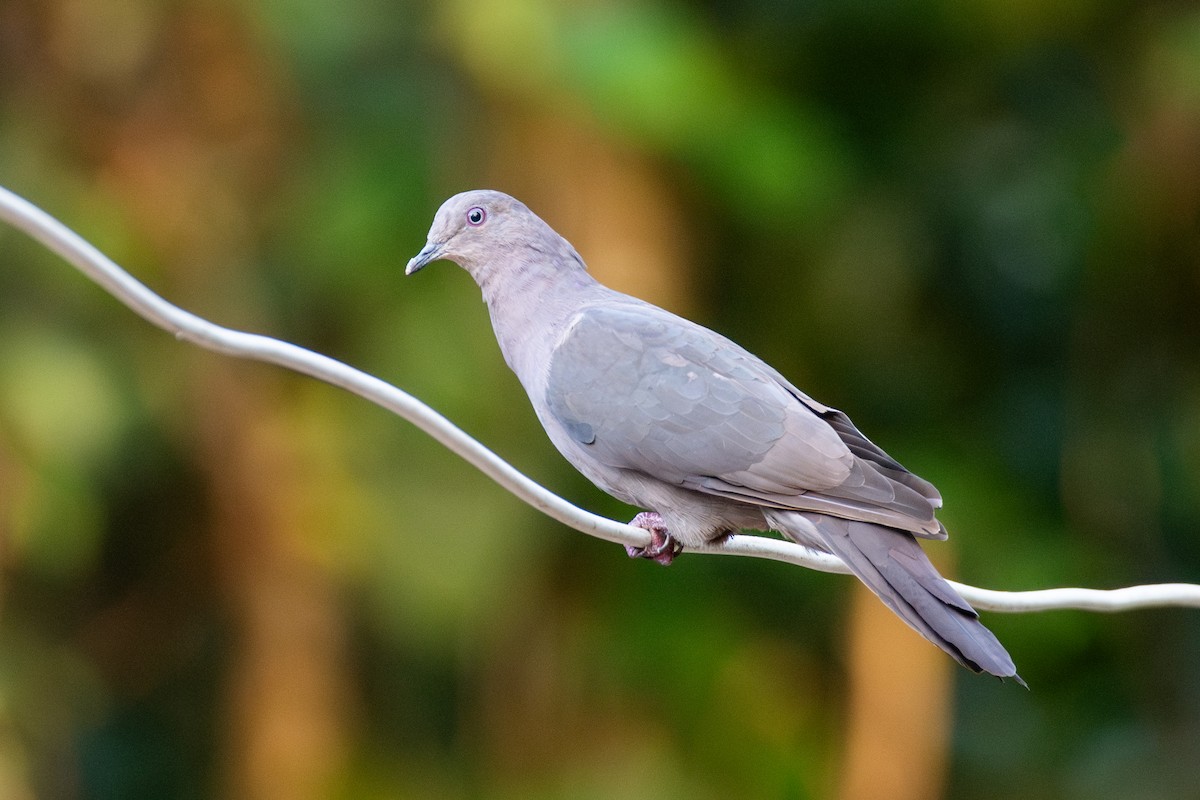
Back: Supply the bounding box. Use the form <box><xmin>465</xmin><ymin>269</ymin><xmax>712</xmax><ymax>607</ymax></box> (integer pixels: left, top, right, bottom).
<box><xmin>624</xmin><ymin>511</ymin><xmax>683</xmax><ymax>566</ymax></box>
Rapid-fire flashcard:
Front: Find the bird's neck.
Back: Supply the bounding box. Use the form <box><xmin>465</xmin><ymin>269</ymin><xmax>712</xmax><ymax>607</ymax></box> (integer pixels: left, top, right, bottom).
<box><xmin>477</xmin><ymin>256</ymin><xmax>602</xmax><ymax>386</ymax></box>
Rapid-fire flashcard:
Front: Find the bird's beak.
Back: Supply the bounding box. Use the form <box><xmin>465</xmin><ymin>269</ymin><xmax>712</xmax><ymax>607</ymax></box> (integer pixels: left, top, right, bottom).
<box><xmin>405</xmin><ymin>241</ymin><xmax>443</xmax><ymax>275</ymax></box>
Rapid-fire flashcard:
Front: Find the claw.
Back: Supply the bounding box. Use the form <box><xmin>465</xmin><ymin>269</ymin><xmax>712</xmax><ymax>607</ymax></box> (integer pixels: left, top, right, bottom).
<box><xmin>625</xmin><ymin>511</ymin><xmax>683</xmax><ymax>566</ymax></box>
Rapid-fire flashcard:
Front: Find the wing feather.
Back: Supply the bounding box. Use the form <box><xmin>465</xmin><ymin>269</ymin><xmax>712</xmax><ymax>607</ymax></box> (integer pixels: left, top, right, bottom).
<box><xmin>545</xmin><ymin>303</ymin><xmax>944</xmax><ymax>537</ymax></box>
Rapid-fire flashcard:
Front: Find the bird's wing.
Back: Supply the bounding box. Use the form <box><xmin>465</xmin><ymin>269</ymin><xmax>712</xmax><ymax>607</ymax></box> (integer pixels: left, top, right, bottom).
<box><xmin>544</xmin><ymin>303</ymin><xmax>945</xmax><ymax>538</ymax></box>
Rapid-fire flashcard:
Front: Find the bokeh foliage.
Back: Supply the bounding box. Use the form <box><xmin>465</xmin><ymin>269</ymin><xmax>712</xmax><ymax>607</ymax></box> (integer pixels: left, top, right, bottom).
<box><xmin>1</xmin><ymin>0</ymin><xmax>1199</xmax><ymax>798</ymax></box>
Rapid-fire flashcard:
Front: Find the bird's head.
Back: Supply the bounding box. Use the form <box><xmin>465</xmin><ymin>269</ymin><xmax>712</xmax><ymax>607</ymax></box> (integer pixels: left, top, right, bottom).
<box><xmin>405</xmin><ymin>190</ymin><xmax>532</xmax><ymax>275</ymax></box>
<box><xmin>406</xmin><ymin>190</ymin><xmax>584</xmax><ymax>284</ymax></box>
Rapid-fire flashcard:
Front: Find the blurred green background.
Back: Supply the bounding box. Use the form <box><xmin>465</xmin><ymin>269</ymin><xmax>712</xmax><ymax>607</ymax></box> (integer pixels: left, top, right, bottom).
<box><xmin>1</xmin><ymin>0</ymin><xmax>1199</xmax><ymax>798</ymax></box>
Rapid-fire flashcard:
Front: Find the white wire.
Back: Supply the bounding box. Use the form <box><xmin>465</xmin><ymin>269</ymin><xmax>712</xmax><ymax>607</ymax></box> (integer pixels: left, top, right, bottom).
<box><xmin>2</xmin><ymin>185</ymin><xmax>1197</xmax><ymax>613</ymax></box>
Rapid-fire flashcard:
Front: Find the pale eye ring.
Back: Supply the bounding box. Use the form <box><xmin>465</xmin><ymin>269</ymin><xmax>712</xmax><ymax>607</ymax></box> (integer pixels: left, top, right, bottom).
<box><xmin>466</xmin><ymin>206</ymin><xmax>486</xmax><ymax>226</ymax></box>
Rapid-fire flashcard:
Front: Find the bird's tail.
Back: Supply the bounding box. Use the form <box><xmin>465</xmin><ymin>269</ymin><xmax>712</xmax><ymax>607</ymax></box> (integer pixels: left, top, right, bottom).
<box><xmin>771</xmin><ymin>510</ymin><xmax>1023</xmax><ymax>685</ymax></box>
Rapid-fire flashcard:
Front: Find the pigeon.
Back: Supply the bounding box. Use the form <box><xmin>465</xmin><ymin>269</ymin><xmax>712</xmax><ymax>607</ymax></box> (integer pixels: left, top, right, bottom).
<box><xmin>407</xmin><ymin>189</ymin><xmax>1021</xmax><ymax>683</ymax></box>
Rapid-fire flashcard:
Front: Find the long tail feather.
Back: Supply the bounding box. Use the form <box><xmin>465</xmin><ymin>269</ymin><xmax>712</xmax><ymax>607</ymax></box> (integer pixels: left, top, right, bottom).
<box><xmin>775</xmin><ymin>511</ymin><xmax>1023</xmax><ymax>684</ymax></box>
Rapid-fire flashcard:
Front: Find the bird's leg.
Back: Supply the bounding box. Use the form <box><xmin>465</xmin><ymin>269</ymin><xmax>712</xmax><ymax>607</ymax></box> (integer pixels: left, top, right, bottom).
<box><xmin>624</xmin><ymin>511</ymin><xmax>683</xmax><ymax>566</ymax></box>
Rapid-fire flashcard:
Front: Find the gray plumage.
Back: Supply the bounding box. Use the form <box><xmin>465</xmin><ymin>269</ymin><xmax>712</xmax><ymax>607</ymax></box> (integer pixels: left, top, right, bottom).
<box><xmin>407</xmin><ymin>189</ymin><xmax>1021</xmax><ymax>683</ymax></box>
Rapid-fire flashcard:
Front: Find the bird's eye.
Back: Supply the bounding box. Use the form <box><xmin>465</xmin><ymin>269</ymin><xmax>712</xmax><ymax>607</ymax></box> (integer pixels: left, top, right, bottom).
<box><xmin>466</xmin><ymin>207</ymin><xmax>486</xmax><ymax>226</ymax></box>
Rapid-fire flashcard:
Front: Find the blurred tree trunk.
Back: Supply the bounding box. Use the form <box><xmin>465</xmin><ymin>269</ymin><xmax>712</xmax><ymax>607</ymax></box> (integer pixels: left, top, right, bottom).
<box><xmin>73</xmin><ymin>6</ymin><xmax>353</xmax><ymax>796</ymax></box>
<box><xmin>195</xmin><ymin>371</ymin><xmax>350</xmax><ymax>800</ymax></box>
<box><xmin>837</xmin><ymin>579</ymin><xmax>952</xmax><ymax>800</ymax></box>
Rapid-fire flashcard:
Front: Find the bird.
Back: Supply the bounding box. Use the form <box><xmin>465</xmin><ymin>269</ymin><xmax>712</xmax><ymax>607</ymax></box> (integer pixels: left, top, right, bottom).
<box><xmin>406</xmin><ymin>189</ymin><xmax>1021</xmax><ymax>683</ymax></box>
